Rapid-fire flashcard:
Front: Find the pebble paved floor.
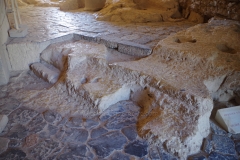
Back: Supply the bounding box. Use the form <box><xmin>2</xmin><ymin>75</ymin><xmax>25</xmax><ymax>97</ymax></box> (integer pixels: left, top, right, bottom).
<box><xmin>1</xmin><ymin>5</ymin><xmax>240</xmax><ymax>160</ymax></box>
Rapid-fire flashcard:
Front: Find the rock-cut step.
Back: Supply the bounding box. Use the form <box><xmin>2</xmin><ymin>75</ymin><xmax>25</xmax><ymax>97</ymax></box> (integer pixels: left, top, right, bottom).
<box><xmin>30</xmin><ymin>62</ymin><xmax>60</xmax><ymax>84</ymax></box>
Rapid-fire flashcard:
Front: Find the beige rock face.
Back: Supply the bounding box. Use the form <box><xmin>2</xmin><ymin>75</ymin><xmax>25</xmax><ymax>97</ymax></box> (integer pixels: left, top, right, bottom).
<box><xmin>85</xmin><ymin>0</ymin><xmax>106</xmax><ymax>11</ymax></box>
<box><xmin>60</xmin><ymin>0</ymin><xmax>80</xmax><ymax>10</ymax></box>
<box><xmin>95</xmin><ymin>0</ymin><xmax>181</xmax><ymax>22</ymax></box>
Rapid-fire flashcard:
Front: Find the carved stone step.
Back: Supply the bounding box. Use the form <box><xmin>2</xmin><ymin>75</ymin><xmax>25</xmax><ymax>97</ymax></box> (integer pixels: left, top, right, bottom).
<box><xmin>30</xmin><ymin>62</ymin><xmax>60</xmax><ymax>84</ymax></box>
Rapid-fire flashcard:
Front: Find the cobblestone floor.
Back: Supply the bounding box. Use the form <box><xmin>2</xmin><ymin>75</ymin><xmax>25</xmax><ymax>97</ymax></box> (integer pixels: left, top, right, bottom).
<box><xmin>0</xmin><ymin>71</ymin><xmax>179</xmax><ymax>160</ymax></box>
<box><xmin>8</xmin><ymin>6</ymin><xmax>195</xmax><ymax>49</ymax></box>
<box><xmin>0</xmin><ymin>71</ymin><xmax>240</xmax><ymax>160</ymax></box>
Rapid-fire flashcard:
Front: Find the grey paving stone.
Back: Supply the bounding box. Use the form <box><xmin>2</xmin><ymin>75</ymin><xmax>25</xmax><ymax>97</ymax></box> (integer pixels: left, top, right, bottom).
<box><xmin>61</xmin><ymin>144</ymin><xmax>88</xmax><ymax>158</ymax></box>
<box><xmin>110</xmin><ymin>151</ymin><xmax>130</xmax><ymax>160</ymax></box>
<box><xmin>210</xmin><ymin>120</ymin><xmax>227</xmax><ymax>136</ymax></box>
<box><xmin>39</xmin><ymin>124</ymin><xmax>58</xmax><ymax>138</ymax></box>
<box><xmin>203</xmin><ymin>138</ymin><xmax>213</xmax><ymax>154</ymax></box>
<box><xmin>28</xmin><ymin>139</ymin><xmax>62</xmax><ymax>160</ymax></box>
<box><xmin>12</xmin><ymin>108</ymin><xmax>38</xmax><ymax>125</ymax></box>
<box><xmin>212</xmin><ymin>134</ymin><xmax>236</xmax><ymax>155</ymax></box>
<box><xmin>53</xmin><ymin>127</ymin><xmax>65</xmax><ymax>140</ymax></box>
<box><xmin>105</xmin><ymin>112</ymin><xmax>138</xmax><ymax>129</ymax></box>
<box><xmin>57</xmin><ymin>117</ymin><xmax>68</xmax><ymax>127</ymax></box>
<box><xmin>66</xmin><ymin>117</ymin><xmax>83</xmax><ymax>128</ymax></box>
<box><xmin>91</xmin><ymin>127</ymin><xmax>108</xmax><ymax>138</ymax></box>
<box><xmin>122</xmin><ymin>125</ymin><xmax>137</xmax><ymax>141</ymax></box>
<box><xmin>8</xmin><ymin>124</ymin><xmax>28</xmax><ymax>140</ymax></box>
<box><xmin>88</xmin><ymin>131</ymin><xmax>127</xmax><ymax>158</ymax></box>
<box><xmin>62</xmin><ymin>128</ymin><xmax>88</xmax><ymax>144</ymax></box>
<box><xmin>0</xmin><ymin>149</ymin><xmax>27</xmax><ymax>160</ymax></box>
<box><xmin>100</xmin><ymin>104</ymin><xmax>125</xmax><ymax>121</ymax></box>
<box><xmin>124</xmin><ymin>140</ymin><xmax>148</xmax><ymax>158</ymax></box>
<box><xmin>208</xmin><ymin>151</ymin><xmax>238</xmax><ymax>160</ymax></box>
<box><xmin>43</xmin><ymin>110</ymin><xmax>62</xmax><ymax>125</ymax></box>
<box><xmin>28</xmin><ymin>114</ymin><xmax>47</xmax><ymax>133</ymax></box>
<box><xmin>84</xmin><ymin>119</ymin><xmax>99</xmax><ymax>129</ymax></box>
<box><xmin>100</xmin><ymin>101</ymin><xmax>139</xmax><ymax>122</ymax></box>
<box><xmin>235</xmin><ymin>141</ymin><xmax>240</xmax><ymax>154</ymax></box>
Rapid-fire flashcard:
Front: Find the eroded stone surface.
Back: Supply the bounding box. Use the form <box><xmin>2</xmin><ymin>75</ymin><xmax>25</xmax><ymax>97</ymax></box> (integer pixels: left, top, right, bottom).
<box><xmin>208</xmin><ymin>152</ymin><xmax>238</xmax><ymax>160</ymax></box>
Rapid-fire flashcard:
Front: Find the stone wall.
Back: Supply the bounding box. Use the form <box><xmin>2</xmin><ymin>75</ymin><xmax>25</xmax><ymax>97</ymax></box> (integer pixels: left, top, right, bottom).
<box><xmin>179</xmin><ymin>0</ymin><xmax>240</xmax><ymax>21</ymax></box>
<box><xmin>0</xmin><ymin>0</ymin><xmax>10</xmax><ymax>85</ymax></box>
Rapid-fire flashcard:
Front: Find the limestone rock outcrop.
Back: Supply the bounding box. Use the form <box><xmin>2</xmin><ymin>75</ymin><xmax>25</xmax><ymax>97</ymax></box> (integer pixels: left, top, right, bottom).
<box><xmin>95</xmin><ymin>0</ymin><xmax>182</xmax><ymax>22</ymax></box>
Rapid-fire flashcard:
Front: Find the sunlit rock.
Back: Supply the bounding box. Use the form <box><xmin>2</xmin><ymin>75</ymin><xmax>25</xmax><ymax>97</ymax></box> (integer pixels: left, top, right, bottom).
<box><xmin>95</xmin><ymin>0</ymin><xmax>181</xmax><ymax>22</ymax></box>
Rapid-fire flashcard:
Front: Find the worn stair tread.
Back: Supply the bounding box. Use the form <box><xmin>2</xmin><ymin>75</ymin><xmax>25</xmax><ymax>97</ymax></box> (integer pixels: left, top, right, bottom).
<box><xmin>30</xmin><ymin>62</ymin><xmax>60</xmax><ymax>84</ymax></box>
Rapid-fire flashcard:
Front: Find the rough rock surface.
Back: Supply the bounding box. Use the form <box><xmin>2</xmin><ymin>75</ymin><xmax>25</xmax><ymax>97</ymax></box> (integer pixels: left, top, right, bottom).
<box><xmin>179</xmin><ymin>0</ymin><xmax>240</xmax><ymax>21</ymax></box>
<box><xmin>95</xmin><ymin>0</ymin><xmax>181</xmax><ymax>22</ymax></box>
<box><xmin>2</xmin><ymin>2</ymin><xmax>240</xmax><ymax>159</ymax></box>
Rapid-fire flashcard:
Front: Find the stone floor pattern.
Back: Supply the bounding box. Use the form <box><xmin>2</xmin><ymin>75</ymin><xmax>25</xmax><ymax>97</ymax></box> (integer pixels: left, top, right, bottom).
<box><xmin>0</xmin><ymin>72</ymin><xmax>239</xmax><ymax>160</ymax></box>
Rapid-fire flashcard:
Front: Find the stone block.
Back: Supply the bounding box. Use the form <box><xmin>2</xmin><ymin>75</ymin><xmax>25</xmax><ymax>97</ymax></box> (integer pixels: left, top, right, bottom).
<box><xmin>215</xmin><ymin>106</ymin><xmax>240</xmax><ymax>134</ymax></box>
<box><xmin>7</xmin><ymin>41</ymin><xmax>50</xmax><ymax>71</ymax></box>
<box><xmin>118</xmin><ymin>41</ymin><xmax>152</xmax><ymax>57</ymax></box>
<box><xmin>9</xmin><ymin>25</ymin><xmax>28</xmax><ymax>38</ymax></box>
<box><xmin>30</xmin><ymin>62</ymin><xmax>60</xmax><ymax>84</ymax></box>
<box><xmin>0</xmin><ymin>115</ymin><xmax>8</xmax><ymax>134</ymax></box>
